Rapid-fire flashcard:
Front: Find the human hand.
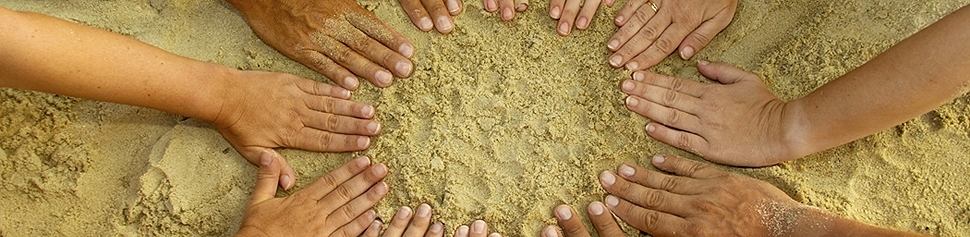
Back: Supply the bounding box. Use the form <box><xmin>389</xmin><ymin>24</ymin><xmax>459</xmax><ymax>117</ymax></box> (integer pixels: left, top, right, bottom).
<box><xmin>452</xmin><ymin>220</ymin><xmax>501</xmax><ymax>237</ymax></box>
<box><xmin>596</xmin><ymin>154</ymin><xmax>801</xmax><ymax>237</ymax></box>
<box><xmin>540</xmin><ymin>203</ymin><xmax>626</xmax><ymax>237</ymax></box>
<box><xmin>397</xmin><ymin>0</ymin><xmax>463</xmax><ymax>33</ymax></box>
<box><xmin>621</xmin><ymin>61</ymin><xmax>801</xmax><ymax>167</ymax></box>
<box><xmin>549</xmin><ymin>0</ymin><xmax>615</xmax><ymax>36</ymax></box>
<box><xmin>228</xmin><ymin>0</ymin><xmax>415</xmax><ymax>89</ymax></box>
<box><xmin>483</xmin><ymin>0</ymin><xmax>528</xmax><ymax>21</ymax></box>
<box><xmin>237</xmin><ymin>153</ymin><xmax>390</xmax><ymax>237</ymax></box>
<box><xmin>607</xmin><ymin>0</ymin><xmax>737</xmax><ymax>70</ymax></box>
<box><xmin>360</xmin><ymin>204</ymin><xmax>448</xmax><ymax>237</ymax></box>
<box><xmin>212</xmin><ymin>70</ymin><xmax>381</xmax><ymax>189</ymax></box>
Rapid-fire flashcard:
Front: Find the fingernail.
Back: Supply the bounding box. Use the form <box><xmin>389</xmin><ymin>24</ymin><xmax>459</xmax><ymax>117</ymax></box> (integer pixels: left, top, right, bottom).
<box><xmin>417</xmin><ymin>203</ymin><xmax>431</xmax><ymax>217</ymax></box>
<box><xmin>457</xmin><ymin>225</ymin><xmax>470</xmax><ymax>236</ymax></box>
<box><xmin>358</xmin><ymin>137</ymin><xmax>370</xmax><ymax>148</ymax></box>
<box><xmin>485</xmin><ymin>0</ymin><xmax>496</xmax><ymax>11</ymax></box>
<box><xmin>626</xmin><ymin>61</ymin><xmax>639</xmax><ymax>70</ymax></box>
<box><xmin>633</xmin><ymin>71</ymin><xmax>644</xmax><ymax>81</ymax></box>
<box><xmin>280</xmin><ymin>174</ymin><xmax>291</xmax><ymax>189</ymax></box>
<box><xmin>437</xmin><ymin>16</ymin><xmax>454</xmax><ymax>32</ymax></box>
<box><xmin>555</xmin><ymin>205</ymin><xmax>572</xmax><ymax>220</ymax></box>
<box><xmin>681</xmin><ymin>46</ymin><xmax>695</xmax><ymax>60</ymax></box>
<box><xmin>396</xmin><ymin>61</ymin><xmax>413</xmax><ymax>76</ymax></box>
<box><xmin>376</xmin><ymin>182</ymin><xmax>389</xmax><ymax>195</ymax></box>
<box><xmin>399</xmin><ymin>43</ymin><xmax>414</xmax><ymax>58</ymax></box>
<box><xmin>599</xmin><ymin>171</ymin><xmax>616</xmax><ymax>186</ymax></box>
<box><xmin>472</xmin><ymin>220</ymin><xmax>486</xmax><ymax>234</ymax></box>
<box><xmin>653</xmin><ymin>155</ymin><xmax>666</xmax><ymax>164</ymax></box>
<box><xmin>396</xmin><ymin>206</ymin><xmax>413</xmax><ymax>220</ymax></box>
<box><xmin>376</xmin><ymin>71</ymin><xmax>392</xmax><ymax>85</ymax></box>
<box><xmin>618</xmin><ymin>164</ymin><xmax>635</xmax><ymax>177</ymax></box>
<box><xmin>516</xmin><ymin>3</ymin><xmax>527</xmax><ymax>11</ymax></box>
<box><xmin>502</xmin><ymin>7</ymin><xmax>513</xmax><ymax>20</ymax></box>
<box><xmin>372</xmin><ymin>163</ymin><xmax>387</xmax><ymax>176</ymax></box>
<box><xmin>605</xmin><ymin>195</ymin><xmax>619</xmax><ymax>207</ymax></box>
<box><xmin>609</xmin><ymin>55</ymin><xmax>622</xmax><ymax>67</ymax></box>
<box><xmin>625</xmin><ymin>96</ymin><xmax>639</xmax><ymax>107</ymax></box>
<box><xmin>646</xmin><ymin>124</ymin><xmax>655</xmax><ymax>132</ymax></box>
<box><xmin>543</xmin><ymin>227</ymin><xmax>559</xmax><ymax>237</ymax></box>
<box><xmin>344</xmin><ymin>77</ymin><xmax>359</xmax><ymax>90</ymax></box>
<box><xmin>430</xmin><ymin>223</ymin><xmax>444</xmax><ymax>233</ymax></box>
<box><xmin>608</xmin><ymin>39</ymin><xmax>619</xmax><ymax>50</ymax></box>
<box><xmin>370</xmin><ymin>220</ymin><xmax>382</xmax><ymax>230</ymax></box>
<box><xmin>550</xmin><ymin>6</ymin><xmax>561</xmax><ymax>18</ymax></box>
<box><xmin>621</xmin><ymin>80</ymin><xmax>634</xmax><ymax>92</ymax></box>
<box><xmin>489</xmin><ymin>233</ymin><xmax>502</xmax><ymax>237</ymax></box>
<box><xmin>259</xmin><ymin>150</ymin><xmax>272</xmax><ymax>166</ymax></box>
<box><xmin>355</xmin><ymin>156</ymin><xmax>371</xmax><ymax>168</ymax></box>
<box><xmin>588</xmin><ymin>202</ymin><xmax>605</xmax><ymax>215</ymax></box>
<box><xmin>577</xmin><ymin>17</ymin><xmax>588</xmax><ymax>29</ymax></box>
<box><xmin>361</xmin><ymin>105</ymin><xmax>375</xmax><ymax>117</ymax></box>
<box><xmin>446</xmin><ymin>0</ymin><xmax>461</xmax><ymax>13</ymax></box>
<box><xmin>368</xmin><ymin>209</ymin><xmax>377</xmax><ymax>219</ymax></box>
<box><xmin>698</xmin><ymin>60</ymin><xmax>710</xmax><ymax>66</ymax></box>
<box><xmin>557</xmin><ymin>21</ymin><xmax>570</xmax><ymax>35</ymax></box>
<box><xmin>419</xmin><ymin>17</ymin><xmax>433</xmax><ymax>30</ymax></box>
<box><xmin>615</xmin><ymin>15</ymin><xmax>624</xmax><ymax>24</ymax></box>
<box><xmin>367</xmin><ymin>121</ymin><xmax>381</xmax><ymax>134</ymax></box>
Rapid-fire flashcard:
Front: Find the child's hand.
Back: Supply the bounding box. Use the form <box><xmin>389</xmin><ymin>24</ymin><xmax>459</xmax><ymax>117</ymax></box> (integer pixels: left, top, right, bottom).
<box><xmin>212</xmin><ymin>70</ymin><xmax>381</xmax><ymax>189</ymax></box>
<box><xmin>483</xmin><ymin>0</ymin><xmax>528</xmax><ymax>22</ymax></box>
<box><xmin>541</xmin><ymin>203</ymin><xmax>626</xmax><ymax>237</ymax></box>
<box><xmin>238</xmin><ymin>153</ymin><xmax>389</xmax><ymax>237</ymax></box>
<box><xmin>229</xmin><ymin>0</ymin><xmax>415</xmax><ymax>90</ymax></box>
<box><xmin>360</xmin><ymin>204</ymin><xmax>447</xmax><ymax>237</ymax></box>
<box><xmin>549</xmin><ymin>0</ymin><xmax>615</xmax><ymax>36</ymax></box>
<box><xmin>398</xmin><ymin>0</ymin><xmax>463</xmax><ymax>33</ymax></box>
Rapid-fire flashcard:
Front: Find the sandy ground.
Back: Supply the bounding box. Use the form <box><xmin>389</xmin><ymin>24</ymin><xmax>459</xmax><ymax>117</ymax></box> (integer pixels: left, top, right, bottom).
<box><xmin>1</xmin><ymin>0</ymin><xmax>970</xmax><ymax>236</ymax></box>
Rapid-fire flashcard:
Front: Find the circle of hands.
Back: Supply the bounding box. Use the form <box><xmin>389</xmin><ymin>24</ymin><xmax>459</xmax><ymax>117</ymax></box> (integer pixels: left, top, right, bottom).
<box><xmin>221</xmin><ymin>0</ymin><xmax>813</xmax><ymax>236</ymax></box>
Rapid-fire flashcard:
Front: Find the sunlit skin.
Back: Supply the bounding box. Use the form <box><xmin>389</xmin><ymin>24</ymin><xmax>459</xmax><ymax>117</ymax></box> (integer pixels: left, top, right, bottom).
<box><xmin>397</xmin><ymin>0</ymin><xmax>464</xmax><ymax>33</ymax></box>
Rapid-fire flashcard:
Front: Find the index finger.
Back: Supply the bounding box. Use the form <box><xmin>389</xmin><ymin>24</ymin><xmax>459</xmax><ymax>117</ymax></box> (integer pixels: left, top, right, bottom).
<box><xmin>345</xmin><ymin>11</ymin><xmax>416</xmax><ymax>58</ymax></box>
<box><xmin>301</xmin><ymin>156</ymin><xmax>373</xmax><ymax>199</ymax></box>
<box><xmin>651</xmin><ymin>154</ymin><xmax>722</xmax><ymax>179</ymax></box>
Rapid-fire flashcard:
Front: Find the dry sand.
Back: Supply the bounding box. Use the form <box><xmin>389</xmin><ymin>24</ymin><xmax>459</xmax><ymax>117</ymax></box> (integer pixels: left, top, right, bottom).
<box><xmin>2</xmin><ymin>0</ymin><xmax>970</xmax><ymax>236</ymax></box>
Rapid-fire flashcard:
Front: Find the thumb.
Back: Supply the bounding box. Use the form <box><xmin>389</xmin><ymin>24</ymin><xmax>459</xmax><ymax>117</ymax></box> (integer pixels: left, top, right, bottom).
<box><xmin>249</xmin><ymin>149</ymin><xmax>281</xmax><ymax>206</ymax></box>
<box><xmin>678</xmin><ymin>16</ymin><xmax>733</xmax><ymax>60</ymax></box>
<box><xmin>697</xmin><ymin>60</ymin><xmax>754</xmax><ymax>85</ymax></box>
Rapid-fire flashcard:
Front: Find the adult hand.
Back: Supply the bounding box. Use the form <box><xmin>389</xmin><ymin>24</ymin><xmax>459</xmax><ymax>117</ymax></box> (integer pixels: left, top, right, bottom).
<box><xmin>213</xmin><ymin>70</ymin><xmax>381</xmax><ymax>189</ymax></box>
<box><xmin>237</xmin><ymin>153</ymin><xmax>390</xmax><ymax>237</ymax></box>
<box><xmin>360</xmin><ymin>204</ymin><xmax>447</xmax><ymax>237</ymax></box>
<box><xmin>549</xmin><ymin>0</ymin><xmax>615</xmax><ymax>36</ymax></box>
<box><xmin>227</xmin><ymin>0</ymin><xmax>415</xmax><ymax>90</ymax></box>
<box><xmin>596</xmin><ymin>154</ymin><xmax>799</xmax><ymax>237</ymax></box>
<box><xmin>483</xmin><ymin>0</ymin><xmax>528</xmax><ymax>21</ymax></box>
<box><xmin>540</xmin><ymin>203</ymin><xmax>626</xmax><ymax>237</ymax></box>
<box><xmin>397</xmin><ymin>0</ymin><xmax>463</xmax><ymax>33</ymax></box>
<box><xmin>620</xmin><ymin>61</ymin><xmax>799</xmax><ymax>167</ymax></box>
<box><xmin>607</xmin><ymin>0</ymin><xmax>737</xmax><ymax>70</ymax></box>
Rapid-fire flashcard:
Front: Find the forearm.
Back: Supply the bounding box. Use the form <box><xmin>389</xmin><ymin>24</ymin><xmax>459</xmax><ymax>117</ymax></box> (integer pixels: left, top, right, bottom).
<box><xmin>784</xmin><ymin>5</ymin><xmax>970</xmax><ymax>158</ymax></box>
<box><xmin>786</xmin><ymin>206</ymin><xmax>925</xmax><ymax>237</ymax></box>
<box><xmin>0</xmin><ymin>7</ymin><xmax>229</xmax><ymax>122</ymax></box>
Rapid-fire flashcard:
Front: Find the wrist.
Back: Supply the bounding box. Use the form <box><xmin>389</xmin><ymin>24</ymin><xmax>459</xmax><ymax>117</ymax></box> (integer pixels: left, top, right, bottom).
<box><xmin>188</xmin><ymin>63</ymin><xmax>238</xmax><ymax>124</ymax></box>
<box><xmin>779</xmin><ymin>99</ymin><xmax>817</xmax><ymax>163</ymax></box>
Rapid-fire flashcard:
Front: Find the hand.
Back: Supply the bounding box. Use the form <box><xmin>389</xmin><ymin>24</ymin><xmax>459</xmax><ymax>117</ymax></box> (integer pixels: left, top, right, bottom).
<box><xmin>237</xmin><ymin>153</ymin><xmax>390</xmax><ymax>237</ymax></box>
<box><xmin>549</xmin><ymin>0</ymin><xmax>615</xmax><ymax>36</ymax></box>
<box><xmin>228</xmin><ymin>0</ymin><xmax>415</xmax><ymax>89</ymax></box>
<box><xmin>620</xmin><ymin>61</ymin><xmax>799</xmax><ymax>167</ymax></box>
<box><xmin>607</xmin><ymin>0</ymin><xmax>737</xmax><ymax>70</ymax></box>
<box><xmin>596</xmin><ymin>154</ymin><xmax>800</xmax><ymax>237</ymax></box>
<box><xmin>483</xmin><ymin>0</ymin><xmax>528</xmax><ymax>21</ymax></box>
<box><xmin>360</xmin><ymin>204</ymin><xmax>447</xmax><ymax>237</ymax></box>
<box><xmin>397</xmin><ymin>0</ymin><xmax>463</xmax><ymax>33</ymax></box>
<box><xmin>453</xmin><ymin>220</ymin><xmax>502</xmax><ymax>237</ymax></box>
<box><xmin>213</xmin><ymin>70</ymin><xmax>381</xmax><ymax>189</ymax></box>
<box><xmin>540</xmin><ymin>203</ymin><xmax>626</xmax><ymax>237</ymax></box>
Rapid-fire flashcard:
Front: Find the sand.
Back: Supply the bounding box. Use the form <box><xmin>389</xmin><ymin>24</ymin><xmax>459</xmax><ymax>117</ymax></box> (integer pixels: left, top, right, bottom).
<box><xmin>1</xmin><ymin>0</ymin><xmax>969</xmax><ymax>236</ymax></box>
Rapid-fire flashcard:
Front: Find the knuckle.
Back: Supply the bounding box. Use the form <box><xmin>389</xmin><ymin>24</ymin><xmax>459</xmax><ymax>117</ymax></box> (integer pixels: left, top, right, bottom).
<box><xmin>643</xmin><ymin>190</ymin><xmax>664</xmax><ymax>208</ymax></box>
<box><xmin>639</xmin><ymin>210</ymin><xmax>660</xmax><ymax>230</ymax></box>
<box><xmin>665</xmin><ymin>109</ymin><xmax>681</xmax><ymax>126</ymax></box>
<box><xmin>676</xmin><ymin>132</ymin><xmax>692</xmax><ymax>149</ymax></box>
<box><xmin>653</xmin><ymin>37</ymin><xmax>674</xmax><ymax>52</ymax></box>
<box><xmin>661</xmin><ymin>88</ymin><xmax>679</xmax><ymax>106</ymax></box>
<box><xmin>333</xmin><ymin>185</ymin><xmax>356</xmax><ymax>201</ymax></box>
<box><xmin>659</xmin><ymin>176</ymin><xmax>679</xmax><ymax>191</ymax></box>
<box><xmin>683</xmin><ymin>163</ymin><xmax>705</xmax><ymax>177</ymax></box>
<box><xmin>632</xmin><ymin>9</ymin><xmax>651</xmax><ymax>23</ymax></box>
<box><xmin>326</xmin><ymin>114</ymin><xmax>340</xmax><ymax>131</ymax></box>
<box><xmin>335</xmin><ymin>206</ymin><xmax>359</xmax><ymax>226</ymax></box>
<box><xmin>317</xmin><ymin>132</ymin><xmax>334</xmax><ymax>150</ymax></box>
<box><xmin>333</xmin><ymin>49</ymin><xmax>355</xmax><ymax>63</ymax></box>
<box><xmin>322</xmin><ymin>97</ymin><xmax>337</xmax><ymax>112</ymax></box>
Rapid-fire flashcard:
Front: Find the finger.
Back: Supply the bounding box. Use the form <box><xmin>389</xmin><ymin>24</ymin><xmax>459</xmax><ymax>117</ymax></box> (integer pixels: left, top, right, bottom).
<box><xmin>453</xmin><ymin>225</ymin><xmax>470</xmax><ymax>237</ymax></box>
<box><xmin>403</xmin><ymin>204</ymin><xmax>434</xmax><ymax>237</ymax></box>
<box><xmin>613</xmin><ymin>0</ymin><xmax>647</xmax><ymax>27</ymax></box>
<box><xmin>248</xmin><ymin>149</ymin><xmax>282</xmax><ymax>205</ymax></box>
<box><xmin>302</xmin><ymin>50</ymin><xmax>361</xmax><ymax>90</ymax></box>
<box><xmin>363</xmin><ymin>220</ymin><xmax>384</xmax><ymax>237</ymax></box>
<box><xmin>603</xmin><ymin>0</ymin><xmax>614</xmax><ymax>7</ymax></box>
<box><xmin>400</xmin><ymin>0</ymin><xmax>435</xmax><ymax>31</ymax></box>
<box><xmin>696</xmin><ymin>60</ymin><xmax>756</xmax><ymax>84</ymax></box>
<box><xmin>557</xmin><ymin>0</ymin><xmax>582</xmax><ymax>36</ymax></box>
<box><xmin>334</xmin><ymin>209</ymin><xmax>379</xmax><ymax>237</ymax></box>
<box><xmin>615</xmin><ymin>163</ymin><xmax>694</xmax><ymax>194</ymax></box>
<box><xmin>598</xmin><ymin>171</ymin><xmax>688</xmax><ymax>215</ymax></box>
<box><xmin>327</xmin><ymin>182</ymin><xmax>390</xmax><ymax>225</ymax></box>
<box><xmin>540</xmin><ymin>226</ymin><xmax>560</xmax><ymax>237</ymax></box>
<box><xmin>421</xmin><ymin>0</ymin><xmax>455</xmax><ymax>33</ymax></box>
<box><xmin>288</xmin><ymin>128</ymin><xmax>371</xmax><ymax>152</ymax></box>
<box><xmin>651</xmin><ymin>154</ymin><xmax>722</xmax><ymax>179</ymax></box>
<box><xmin>446</xmin><ymin>0</ymin><xmax>464</xmax><ymax>15</ymax></box>
<box><xmin>427</xmin><ymin>223</ymin><xmax>446</xmax><ymax>237</ymax></box>
<box><xmin>610</xmin><ymin>12</ymin><xmax>672</xmax><ymax>70</ymax></box>
<box><xmin>312</xmin><ymin>35</ymin><xmax>395</xmax><ymax>88</ymax></box>
<box><xmin>345</xmin><ymin>10</ymin><xmax>416</xmax><ymax>59</ymax></box>
<box><xmin>499</xmin><ymin>0</ymin><xmax>516</xmax><ymax>21</ymax></box>
<box><xmin>304</xmin><ymin>113</ymin><xmax>381</xmax><ymax>136</ymax></box>
<box><xmin>514</xmin><ymin>0</ymin><xmax>528</xmax><ymax>12</ymax></box>
<box><xmin>678</xmin><ymin>13</ymin><xmax>734</xmax><ymax>60</ymax></box>
<box><xmin>275</xmin><ymin>154</ymin><xmax>297</xmax><ymax>190</ymax></box>
<box><xmin>624</xmin><ymin>96</ymin><xmax>701</xmax><ymax>131</ymax></box>
<box><xmin>575</xmin><ymin>0</ymin><xmax>602</xmax><ymax>30</ymax></box>
<box><xmin>549</xmin><ymin>0</ymin><xmax>566</xmax><ymax>19</ymax></box>
<box><xmin>645</xmin><ymin>123</ymin><xmax>710</xmax><ymax>158</ymax></box>
<box><xmin>620</xmin><ymin>80</ymin><xmax>702</xmax><ymax>115</ymax></box>
<box><xmin>631</xmin><ymin>71</ymin><xmax>706</xmax><ymax>97</ymax></box>
<box><xmin>553</xmin><ymin>205</ymin><xmax>591</xmax><ymax>237</ymax></box>
<box><xmin>627</xmin><ymin>21</ymin><xmax>696</xmax><ymax>70</ymax></box>
<box><xmin>604</xmin><ymin>195</ymin><xmax>689</xmax><ymax>236</ymax></box>
<box><xmin>330</xmin><ymin>26</ymin><xmax>413</xmax><ymax>79</ymax></box>
<box><xmin>383</xmin><ymin>206</ymin><xmax>414</xmax><ymax>237</ymax></box>
<box><xmin>609</xmin><ymin>0</ymin><xmax>652</xmax><ymax>50</ymax></box>
<box><xmin>295</xmin><ymin>78</ymin><xmax>352</xmax><ymax>100</ymax></box>
<box><xmin>586</xmin><ymin>202</ymin><xmax>625</xmax><ymax>237</ymax></box>
<box><xmin>469</xmin><ymin>220</ymin><xmax>488</xmax><ymax>237</ymax></box>
<box><xmin>320</xmin><ymin>164</ymin><xmax>389</xmax><ymax>211</ymax></box>
<box><xmin>304</xmin><ymin>96</ymin><xmax>377</xmax><ymax>119</ymax></box>
<box><xmin>483</xmin><ymin>0</ymin><xmax>498</xmax><ymax>12</ymax></box>
<box><xmin>302</xmin><ymin>156</ymin><xmax>372</xmax><ymax>199</ymax></box>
